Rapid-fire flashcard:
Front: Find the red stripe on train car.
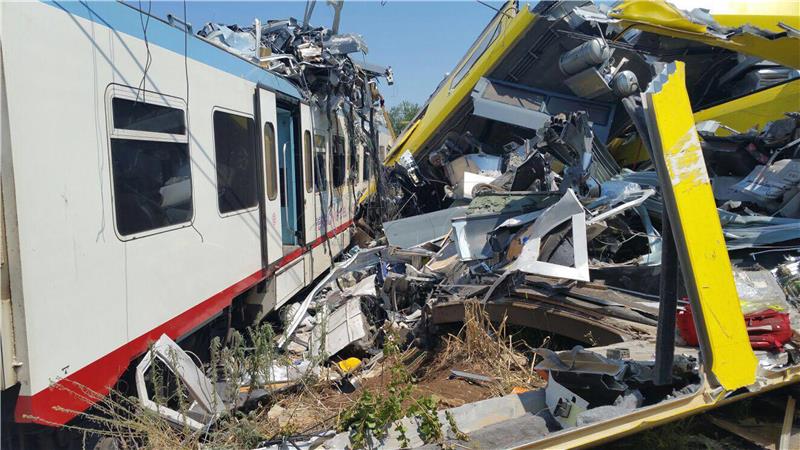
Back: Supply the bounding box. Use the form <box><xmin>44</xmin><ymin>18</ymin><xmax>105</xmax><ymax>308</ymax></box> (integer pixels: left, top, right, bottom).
<box><xmin>14</xmin><ymin>220</ymin><xmax>353</xmax><ymax>425</ymax></box>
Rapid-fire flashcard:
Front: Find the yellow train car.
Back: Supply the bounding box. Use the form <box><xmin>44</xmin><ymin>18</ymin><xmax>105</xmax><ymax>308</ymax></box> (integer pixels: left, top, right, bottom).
<box><xmin>367</xmin><ymin>1</ymin><xmax>800</xmax><ymax>447</ymax></box>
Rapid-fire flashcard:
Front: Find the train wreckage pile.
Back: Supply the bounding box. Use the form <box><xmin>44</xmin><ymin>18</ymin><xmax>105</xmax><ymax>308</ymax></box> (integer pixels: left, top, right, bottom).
<box><xmin>119</xmin><ymin>2</ymin><xmax>800</xmax><ymax>449</ymax></box>
<box><xmin>197</xmin><ymin>6</ymin><xmax>393</xmax><ymax>109</ymax></box>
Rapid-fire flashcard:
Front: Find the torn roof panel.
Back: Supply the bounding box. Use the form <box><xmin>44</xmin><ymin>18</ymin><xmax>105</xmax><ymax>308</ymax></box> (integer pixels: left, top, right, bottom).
<box><xmin>378</xmin><ymin>0</ymin><xmax>799</xmax><ymax>193</ymax></box>
<box><xmin>668</xmin><ymin>0</ymin><xmax>800</xmax><ymax>33</ymax></box>
<box><xmin>609</xmin><ymin>0</ymin><xmax>800</xmax><ymax>69</ymax></box>
<box><xmin>382</xmin><ymin>2</ymin><xmax>537</xmax><ymax>168</ymax></box>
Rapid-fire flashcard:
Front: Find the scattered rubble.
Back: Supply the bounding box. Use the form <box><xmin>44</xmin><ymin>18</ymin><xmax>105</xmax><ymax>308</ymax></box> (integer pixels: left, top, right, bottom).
<box><xmin>197</xmin><ymin>12</ymin><xmax>392</xmax><ymax>113</ymax></box>
<box><xmin>75</xmin><ymin>1</ymin><xmax>800</xmax><ymax>448</ymax></box>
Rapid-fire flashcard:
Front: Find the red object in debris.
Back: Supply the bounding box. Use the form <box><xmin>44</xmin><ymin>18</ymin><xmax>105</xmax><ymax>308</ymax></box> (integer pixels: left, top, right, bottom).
<box><xmin>677</xmin><ymin>306</ymin><xmax>793</xmax><ymax>351</ymax></box>
<box><xmin>745</xmin><ymin>309</ymin><xmax>793</xmax><ymax>350</ymax></box>
<box><xmin>676</xmin><ymin>307</ymin><xmax>700</xmax><ymax>346</ymax></box>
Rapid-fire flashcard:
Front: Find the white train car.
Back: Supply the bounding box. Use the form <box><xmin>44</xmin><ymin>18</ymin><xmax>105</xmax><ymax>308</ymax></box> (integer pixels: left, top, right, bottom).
<box><xmin>0</xmin><ymin>0</ymin><xmax>385</xmax><ymax>434</ymax></box>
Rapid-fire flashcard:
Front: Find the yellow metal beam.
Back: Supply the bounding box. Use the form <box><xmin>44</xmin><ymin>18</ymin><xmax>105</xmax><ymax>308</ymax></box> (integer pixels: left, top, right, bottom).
<box><xmin>517</xmin><ymin>367</ymin><xmax>800</xmax><ymax>449</ymax></box>
<box><xmin>383</xmin><ymin>2</ymin><xmax>536</xmax><ymax>167</ymax></box>
<box><xmin>694</xmin><ymin>79</ymin><xmax>800</xmax><ymax>135</ymax></box>
<box><xmin>611</xmin><ymin>79</ymin><xmax>800</xmax><ymax>166</ymax></box>
<box><xmin>643</xmin><ymin>61</ymin><xmax>757</xmax><ymax>390</ymax></box>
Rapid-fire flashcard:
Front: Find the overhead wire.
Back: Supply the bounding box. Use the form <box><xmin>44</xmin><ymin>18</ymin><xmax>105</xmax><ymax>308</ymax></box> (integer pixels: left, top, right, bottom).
<box><xmin>135</xmin><ymin>0</ymin><xmax>153</xmax><ymax>103</ymax></box>
<box><xmin>181</xmin><ymin>0</ymin><xmax>204</xmax><ymax>243</ymax></box>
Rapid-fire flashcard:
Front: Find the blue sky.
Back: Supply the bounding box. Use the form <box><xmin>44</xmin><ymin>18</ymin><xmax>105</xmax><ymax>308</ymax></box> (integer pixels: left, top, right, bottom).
<box><xmin>144</xmin><ymin>1</ymin><xmax>503</xmax><ymax>108</ymax></box>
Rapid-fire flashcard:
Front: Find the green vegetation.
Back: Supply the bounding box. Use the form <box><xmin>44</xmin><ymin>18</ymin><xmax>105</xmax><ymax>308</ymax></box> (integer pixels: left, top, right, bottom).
<box><xmin>388</xmin><ymin>100</ymin><xmax>421</xmax><ymax>133</ymax></box>
<box><xmin>337</xmin><ymin>328</ymin><xmax>466</xmax><ymax>449</ymax></box>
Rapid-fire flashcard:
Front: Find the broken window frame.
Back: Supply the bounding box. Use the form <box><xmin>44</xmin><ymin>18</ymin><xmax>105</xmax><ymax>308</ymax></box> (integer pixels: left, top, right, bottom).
<box><xmin>304</xmin><ymin>130</ymin><xmax>313</xmax><ymax>193</ymax></box>
<box><xmin>135</xmin><ymin>334</ymin><xmax>225</xmax><ymax>431</ymax></box>
<box><xmin>331</xmin><ymin>134</ymin><xmax>346</xmax><ymax>188</ymax></box>
<box><xmin>449</xmin><ymin>20</ymin><xmax>503</xmax><ymax>91</ymax></box>
<box><xmin>105</xmin><ymin>84</ymin><xmax>194</xmax><ymax>240</ymax></box>
<box><xmin>314</xmin><ymin>134</ymin><xmax>329</xmax><ymax>193</ymax></box>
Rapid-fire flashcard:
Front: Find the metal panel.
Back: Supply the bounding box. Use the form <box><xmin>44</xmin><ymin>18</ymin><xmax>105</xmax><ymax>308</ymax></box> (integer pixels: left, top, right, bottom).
<box><xmin>276</xmin><ymin>258</ymin><xmax>305</xmax><ymax>306</ymax></box>
<box><xmin>383</xmin><ymin>206</ymin><xmax>468</xmax><ymax>249</ymax></box>
<box><xmin>506</xmin><ymin>189</ymin><xmax>589</xmax><ymax>282</ymax></box>
<box><xmin>643</xmin><ymin>61</ymin><xmax>756</xmax><ymax>390</ymax></box>
<box><xmin>309</xmin><ymin>297</ymin><xmax>369</xmax><ymax>358</ymax></box>
<box><xmin>259</xmin><ymin>88</ymin><xmax>283</xmax><ymax>265</ymax></box>
<box><xmin>471</xmin><ymin>78</ymin><xmax>551</xmax><ymax>130</ymax></box>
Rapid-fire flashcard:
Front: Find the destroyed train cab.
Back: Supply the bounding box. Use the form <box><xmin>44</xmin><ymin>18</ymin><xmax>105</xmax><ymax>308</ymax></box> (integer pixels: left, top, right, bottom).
<box><xmin>360</xmin><ymin>0</ymin><xmax>800</xmax><ymax>447</ymax></box>
<box><xmin>0</xmin><ymin>0</ymin><xmax>391</xmax><ymax>442</ymax></box>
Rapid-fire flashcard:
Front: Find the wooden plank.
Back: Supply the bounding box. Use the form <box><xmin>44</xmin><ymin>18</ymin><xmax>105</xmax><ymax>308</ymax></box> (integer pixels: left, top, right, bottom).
<box><xmin>780</xmin><ymin>396</ymin><xmax>796</xmax><ymax>450</ymax></box>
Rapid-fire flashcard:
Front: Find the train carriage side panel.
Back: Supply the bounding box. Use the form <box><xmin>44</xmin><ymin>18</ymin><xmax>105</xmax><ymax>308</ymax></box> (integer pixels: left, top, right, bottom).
<box><xmin>2</xmin><ymin>1</ymin><xmax>128</xmax><ymax>415</ymax></box>
<box><xmin>0</xmin><ymin>1</ymin><xmax>301</xmax><ymax>425</ymax></box>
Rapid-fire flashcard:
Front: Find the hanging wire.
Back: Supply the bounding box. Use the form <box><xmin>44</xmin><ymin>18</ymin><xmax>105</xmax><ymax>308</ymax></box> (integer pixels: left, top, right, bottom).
<box><xmin>135</xmin><ymin>0</ymin><xmax>153</xmax><ymax>102</ymax></box>
<box><xmin>476</xmin><ymin>0</ymin><xmax>513</xmax><ymax>19</ymax></box>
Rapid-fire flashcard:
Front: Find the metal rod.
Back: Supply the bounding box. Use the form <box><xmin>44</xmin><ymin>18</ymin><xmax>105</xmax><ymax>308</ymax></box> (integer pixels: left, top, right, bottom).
<box><xmin>166</xmin><ymin>13</ymin><xmax>192</xmax><ymax>33</ymax></box>
<box><xmin>654</xmin><ymin>213</ymin><xmax>679</xmax><ymax>385</ymax></box>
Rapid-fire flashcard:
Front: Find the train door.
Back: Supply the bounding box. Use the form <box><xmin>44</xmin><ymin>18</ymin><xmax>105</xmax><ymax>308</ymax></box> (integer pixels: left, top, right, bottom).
<box><xmin>276</xmin><ymin>104</ymin><xmax>304</xmax><ymax>250</ymax></box>
<box><xmin>299</xmin><ymin>104</ymin><xmax>317</xmax><ymax>259</ymax></box>
<box><xmin>270</xmin><ymin>99</ymin><xmax>307</xmax><ymax>305</ymax></box>
<box><xmin>311</xmin><ymin>131</ymin><xmax>333</xmax><ymax>279</ymax></box>
<box><xmin>256</xmin><ymin>88</ymin><xmax>282</xmax><ymax>266</ymax></box>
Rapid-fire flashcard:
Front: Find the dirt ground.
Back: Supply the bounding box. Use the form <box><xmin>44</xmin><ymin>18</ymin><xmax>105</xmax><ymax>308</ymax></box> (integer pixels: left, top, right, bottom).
<box><xmin>265</xmin><ymin>351</ymin><xmax>523</xmax><ymax>437</ymax></box>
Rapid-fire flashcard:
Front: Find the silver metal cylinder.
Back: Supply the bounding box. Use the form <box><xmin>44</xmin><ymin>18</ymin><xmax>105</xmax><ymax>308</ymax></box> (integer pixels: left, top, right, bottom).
<box><xmin>559</xmin><ymin>38</ymin><xmax>611</xmax><ymax>75</ymax></box>
<box><xmin>611</xmin><ymin>70</ymin><xmax>639</xmax><ymax>97</ymax></box>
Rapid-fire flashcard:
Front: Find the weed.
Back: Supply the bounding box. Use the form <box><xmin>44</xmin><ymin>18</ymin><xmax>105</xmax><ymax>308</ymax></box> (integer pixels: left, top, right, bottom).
<box><xmin>338</xmin><ymin>329</ymin><xmax>414</xmax><ymax>447</ymax></box>
<box><xmin>408</xmin><ymin>395</ymin><xmax>442</xmax><ymax>444</ymax></box>
<box><xmin>431</xmin><ymin>300</ymin><xmax>544</xmax><ymax>396</ymax></box>
<box><xmin>246</xmin><ymin>322</ymin><xmax>278</xmax><ymax>391</ymax></box>
<box><xmin>337</xmin><ymin>327</ymin><xmax>455</xmax><ymax>449</ymax></box>
<box><xmin>446</xmin><ymin>410</ymin><xmax>469</xmax><ymax>442</ymax></box>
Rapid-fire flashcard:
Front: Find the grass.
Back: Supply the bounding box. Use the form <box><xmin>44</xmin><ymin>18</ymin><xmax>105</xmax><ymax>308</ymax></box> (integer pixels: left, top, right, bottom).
<box><xmin>24</xmin><ymin>301</ymin><xmax>545</xmax><ymax>449</ymax></box>
<box><xmin>427</xmin><ymin>300</ymin><xmax>545</xmax><ymax>397</ymax></box>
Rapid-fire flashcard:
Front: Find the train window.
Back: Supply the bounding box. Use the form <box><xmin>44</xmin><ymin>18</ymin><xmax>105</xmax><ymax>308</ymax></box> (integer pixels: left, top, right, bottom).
<box><xmin>112</xmin><ymin>97</ymin><xmax>186</xmax><ymax>134</ymax></box>
<box><xmin>314</xmin><ymin>134</ymin><xmax>328</xmax><ymax>192</ymax></box>
<box><xmin>109</xmin><ymin>93</ymin><xmax>192</xmax><ymax>237</ymax></box>
<box><xmin>349</xmin><ymin>142</ymin><xmax>358</xmax><ymax>177</ymax></box>
<box><xmin>111</xmin><ymin>139</ymin><xmax>192</xmax><ymax>236</ymax></box>
<box><xmin>304</xmin><ymin>130</ymin><xmax>313</xmax><ymax>193</ymax></box>
<box><xmin>264</xmin><ymin>122</ymin><xmax>278</xmax><ymax>201</ymax></box>
<box><xmin>450</xmin><ymin>21</ymin><xmax>501</xmax><ymax>90</ymax></box>
<box><xmin>213</xmin><ymin>111</ymin><xmax>258</xmax><ymax>213</ymax></box>
<box><xmin>362</xmin><ymin>147</ymin><xmax>371</xmax><ymax>182</ymax></box>
<box><xmin>332</xmin><ymin>135</ymin><xmax>346</xmax><ymax>188</ymax></box>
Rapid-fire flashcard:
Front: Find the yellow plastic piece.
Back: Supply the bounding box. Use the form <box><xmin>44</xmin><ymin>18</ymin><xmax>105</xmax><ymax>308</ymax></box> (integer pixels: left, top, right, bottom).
<box><xmin>337</xmin><ymin>357</ymin><xmax>362</xmax><ymax>374</ymax></box>
<box><xmin>644</xmin><ymin>61</ymin><xmax>757</xmax><ymax>391</ymax></box>
<box><xmin>610</xmin><ymin>0</ymin><xmax>800</xmax><ymax>69</ymax></box>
